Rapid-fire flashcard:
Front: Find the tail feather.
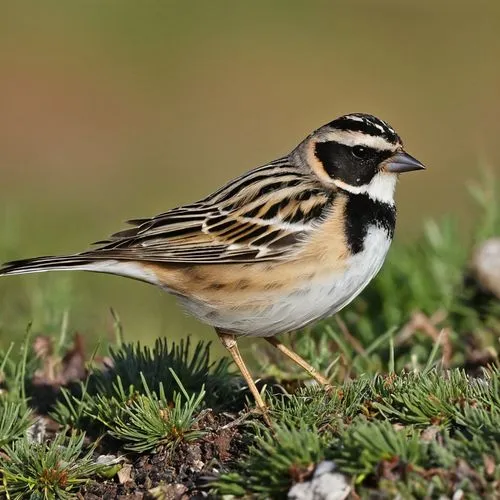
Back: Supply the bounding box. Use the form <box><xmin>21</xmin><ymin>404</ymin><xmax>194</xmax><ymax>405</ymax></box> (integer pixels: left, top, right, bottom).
<box><xmin>0</xmin><ymin>255</ymin><xmax>97</xmax><ymax>276</ymax></box>
<box><xmin>0</xmin><ymin>254</ymin><xmax>162</xmax><ymax>286</ymax></box>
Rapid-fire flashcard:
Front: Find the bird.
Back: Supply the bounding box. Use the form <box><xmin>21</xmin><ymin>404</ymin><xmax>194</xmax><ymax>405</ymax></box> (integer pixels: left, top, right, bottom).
<box><xmin>0</xmin><ymin>113</ymin><xmax>425</xmax><ymax>424</ymax></box>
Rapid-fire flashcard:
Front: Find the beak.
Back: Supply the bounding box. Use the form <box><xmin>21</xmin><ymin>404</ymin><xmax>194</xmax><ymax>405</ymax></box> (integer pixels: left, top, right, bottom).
<box><xmin>385</xmin><ymin>151</ymin><xmax>426</xmax><ymax>173</ymax></box>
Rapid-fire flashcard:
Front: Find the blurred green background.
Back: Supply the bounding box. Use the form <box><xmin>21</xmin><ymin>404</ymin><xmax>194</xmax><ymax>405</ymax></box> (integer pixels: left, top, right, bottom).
<box><xmin>1</xmin><ymin>1</ymin><xmax>499</xmax><ymax>350</ymax></box>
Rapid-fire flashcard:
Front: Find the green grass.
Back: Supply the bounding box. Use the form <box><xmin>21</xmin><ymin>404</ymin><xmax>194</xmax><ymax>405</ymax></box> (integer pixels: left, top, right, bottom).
<box><xmin>0</xmin><ymin>178</ymin><xmax>498</xmax><ymax>498</ymax></box>
<box><xmin>213</xmin><ymin>368</ymin><xmax>500</xmax><ymax>498</ymax></box>
<box><xmin>0</xmin><ymin>431</ymin><xmax>102</xmax><ymax>500</ymax></box>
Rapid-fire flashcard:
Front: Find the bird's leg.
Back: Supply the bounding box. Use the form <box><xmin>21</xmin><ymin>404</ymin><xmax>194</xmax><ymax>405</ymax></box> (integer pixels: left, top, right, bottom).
<box><xmin>265</xmin><ymin>336</ymin><xmax>331</xmax><ymax>387</ymax></box>
<box><xmin>217</xmin><ymin>330</ymin><xmax>272</xmax><ymax>426</ymax></box>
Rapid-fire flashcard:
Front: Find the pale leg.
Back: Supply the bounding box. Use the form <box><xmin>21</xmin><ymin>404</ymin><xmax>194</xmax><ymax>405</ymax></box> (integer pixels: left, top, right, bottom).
<box><xmin>265</xmin><ymin>336</ymin><xmax>331</xmax><ymax>387</ymax></box>
<box><xmin>217</xmin><ymin>330</ymin><xmax>272</xmax><ymax>426</ymax></box>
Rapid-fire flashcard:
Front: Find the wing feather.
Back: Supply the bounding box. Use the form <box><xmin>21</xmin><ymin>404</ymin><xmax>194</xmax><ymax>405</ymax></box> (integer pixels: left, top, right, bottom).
<box><xmin>84</xmin><ymin>160</ymin><xmax>335</xmax><ymax>264</ymax></box>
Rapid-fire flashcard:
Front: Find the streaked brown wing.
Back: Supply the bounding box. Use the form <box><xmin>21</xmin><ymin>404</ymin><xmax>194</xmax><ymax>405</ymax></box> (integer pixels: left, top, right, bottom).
<box><xmin>83</xmin><ymin>160</ymin><xmax>335</xmax><ymax>264</ymax></box>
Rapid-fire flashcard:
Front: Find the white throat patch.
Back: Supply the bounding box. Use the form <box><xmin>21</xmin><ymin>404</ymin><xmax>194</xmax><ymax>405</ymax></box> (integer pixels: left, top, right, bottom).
<box><xmin>333</xmin><ymin>172</ymin><xmax>397</xmax><ymax>204</ymax></box>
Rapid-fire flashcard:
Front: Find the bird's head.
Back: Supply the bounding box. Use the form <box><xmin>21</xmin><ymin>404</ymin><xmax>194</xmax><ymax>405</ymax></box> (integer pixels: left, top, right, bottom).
<box><xmin>297</xmin><ymin>113</ymin><xmax>425</xmax><ymax>204</ymax></box>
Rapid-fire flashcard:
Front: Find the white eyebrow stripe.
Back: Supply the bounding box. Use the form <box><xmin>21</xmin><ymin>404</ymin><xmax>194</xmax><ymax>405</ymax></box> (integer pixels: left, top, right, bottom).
<box><xmin>344</xmin><ymin>114</ymin><xmax>365</xmax><ymax>122</ymax></box>
<box><xmin>320</xmin><ymin>130</ymin><xmax>398</xmax><ymax>151</ymax></box>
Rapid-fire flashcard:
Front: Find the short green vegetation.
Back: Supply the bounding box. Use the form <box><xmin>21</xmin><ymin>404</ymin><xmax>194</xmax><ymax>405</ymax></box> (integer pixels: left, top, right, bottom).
<box><xmin>0</xmin><ymin>177</ymin><xmax>499</xmax><ymax>498</ymax></box>
<box><xmin>1</xmin><ymin>432</ymin><xmax>100</xmax><ymax>500</ymax></box>
<box><xmin>216</xmin><ymin>368</ymin><xmax>500</xmax><ymax>498</ymax></box>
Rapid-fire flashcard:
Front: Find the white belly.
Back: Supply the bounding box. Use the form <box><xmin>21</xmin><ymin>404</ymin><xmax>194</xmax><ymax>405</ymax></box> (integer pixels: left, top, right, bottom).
<box><xmin>179</xmin><ymin>226</ymin><xmax>392</xmax><ymax>337</ymax></box>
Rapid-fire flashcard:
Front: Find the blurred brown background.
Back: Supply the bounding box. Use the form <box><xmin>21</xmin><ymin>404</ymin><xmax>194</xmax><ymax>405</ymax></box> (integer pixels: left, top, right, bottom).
<box><xmin>1</xmin><ymin>1</ymin><xmax>499</xmax><ymax>348</ymax></box>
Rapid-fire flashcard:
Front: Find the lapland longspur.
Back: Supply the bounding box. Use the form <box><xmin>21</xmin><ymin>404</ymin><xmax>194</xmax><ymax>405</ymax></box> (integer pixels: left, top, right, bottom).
<box><xmin>0</xmin><ymin>113</ymin><xmax>425</xmax><ymax>424</ymax></box>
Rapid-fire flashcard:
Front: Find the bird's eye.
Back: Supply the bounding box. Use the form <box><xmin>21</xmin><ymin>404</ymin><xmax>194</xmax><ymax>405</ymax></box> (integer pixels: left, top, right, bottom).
<box><xmin>352</xmin><ymin>145</ymin><xmax>370</xmax><ymax>159</ymax></box>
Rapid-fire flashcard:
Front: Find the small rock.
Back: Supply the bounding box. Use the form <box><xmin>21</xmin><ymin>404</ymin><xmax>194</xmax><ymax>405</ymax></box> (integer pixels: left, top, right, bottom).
<box><xmin>471</xmin><ymin>238</ymin><xmax>500</xmax><ymax>298</ymax></box>
<box><xmin>191</xmin><ymin>459</ymin><xmax>205</xmax><ymax>472</ymax></box>
<box><xmin>288</xmin><ymin>461</ymin><xmax>351</xmax><ymax>500</ymax></box>
<box><xmin>27</xmin><ymin>418</ymin><xmax>47</xmax><ymax>444</ymax></box>
<box><xmin>95</xmin><ymin>454</ymin><xmax>122</xmax><ymax>465</ymax></box>
<box><xmin>117</xmin><ymin>464</ymin><xmax>133</xmax><ymax>484</ymax></box>
<box><xmin>148</xmin><ymin>483</ymin><xmax>188</xmax><ymax>500</ymax></box>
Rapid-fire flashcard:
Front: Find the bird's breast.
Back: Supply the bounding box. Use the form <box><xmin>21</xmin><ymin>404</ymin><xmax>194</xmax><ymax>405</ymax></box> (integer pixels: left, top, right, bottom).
<box><xmin>171</xmin><ymin>224</ymin><xmax>393</xmax><ymax>337</ymax></box>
